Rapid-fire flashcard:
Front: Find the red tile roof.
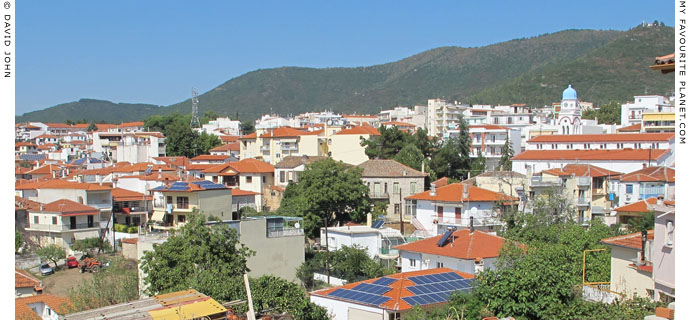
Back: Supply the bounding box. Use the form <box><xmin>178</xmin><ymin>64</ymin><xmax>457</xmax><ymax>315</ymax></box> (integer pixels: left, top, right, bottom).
<box><xmin>112</xmin><ymin>188</ymin><xmax>152</xmax><ymax>201</ymax></box>
<box><xmin>382</xmin><ymin>121</ymin><xmax>416</xmax><ymax>127</ymax></box>
<box><xmin>201</xmin><ymin>163</ymin><xmax>235</xmax><ymax>174</ymax></box>
<box><xmin>229</xmin><ymin>158</ymin><xmax>274</xmax><ymax>173</ymax></box>
<box><xmin>186</xmin><ymin>164</ymin><xmax>217</xmax><ymax>171</ymax></box>
<box><xmin>15</xmin><ymin>196</ymin><xmax>42</xmax><ymax>211</ymax></box>
<box><xmin>117</xmin><ymin>173</ymin><xmax>179</xmax><ymax>181</ymax></box>
<box><xmin>40</xmin><ymin>199</ymin><xmax>100</xmax><ymax>216</ymax></box>
<box><xmin>432</xmin><ymin>177</ymin><xmax>450</xmax><ymax>188</ymax></box>
<box><xmin>26</xmin><ymin>165</ymin><xmax>63</xmax><ymax>175</ymax></box>
<box><xmin>239</xmin><ymin>132</ymin><xmax>258</xmax><ymax>140</ymax></box>
<box><xmin>469</xmin><ymin>125</ymin><xmax>511</xmax><ymax>130</ymax></box>
<box><xmin>153</xmin><ymin>156</ymin><xmax>190</xmax><ymax>168</ymax></box>
<box><xmin>210</xmin><ymin>142</ymin><xmax>240</xmax><ymax>152</ymax></box>
<box><xmin>35</xmin><ymin>134</ymin><xmax>58</xmax><ymax>139</ymax></box>
<box><xmin>615</xmin><ymin>197</ymin><xmax>658</xmax><ymax>213</ymax></box>
<box><xmin>395</xmin><ymin>229</ymin><xmax>519</xmax><ymax>260</ymax></box>
<box><xmin>121</xmin><ymin>238</ymin><xmax>138</xmax><ymax>244</ymax></box>
<box><xmin>15</xmin><ymin>294</ymin><xmax>72</xmax><ymax>317</ymax></box>
<box><xmin>539</xmin><ymin>164</ymin><xmax>622</xmax><ymax>178</ymax></box>
<box><xmin>113</xmin><ymin>163</ymin><xmax>176</xmax><ymax>174</ymax></box>
<box><xmin>15</xmin><ymin>268</ymin><xmax>41</xmax><ymax>289</ymax></box>
<box><xmin>44</xmin><ymin>123</ymin><xmax>73</xmax><ymax>128</ymax></box>
<box><xmin>259</xmin><ymin>127</ymin><xmax>310</xmax><ymax>138</ymax></box>
<box><xmin>618</xmin><ymin>124</ymin><xmax>642</xmax><ymax>132</ymax></box>
<box><xmin>619</xmin><ymin>166</ymin><xmax>674</xmax><ymax>183</ymax></box>
<box><xmin>220</xmin><ymin>135</ymin><xmax>240</xmax><ymax>143</ymax></box>
<box><xmin>15</xmin><ymin>179</ymin><xmax>112</xmax><ymax>191</ymax></box>
<box><xmin>231</xmin><ymin>189</ymin><xmax>260</xmax><ymax>196</ymax></box>
<box><xmin>118</xmin><ymin>121</ymin><xmax>145</xmax><ymax>127</ymax></box>
<box><xmin>528</xmin><ymin>133</ymin><xmax>674</xmax><ymax>143</ymax></box>
<box><xmin>335</xmin><ymin>126</ymin><xmax>381</xmax><ymax>136</ymax></box>
<box><xmin>601</xmin><ymin>230</ymin><xmax>654</xmax><ymax>250</ymax></box>
<box><xmin>511</xmin><ymin>149</ymin><xmax>671</xmax><ymax>161</ymax></box>
<box><xmin>191</xmin><ymin>154</ymin><xmax>232</xmax><ymax>161</ymax></box>
<box><xmin>406</xmin><ymin>183</ymin><xmax>518</xmax><ymax>203</ymax></box>
<box><xmin>311</xmin><ymin>268</ymin><xmax>474</xmax><ymax>311</ymax></box>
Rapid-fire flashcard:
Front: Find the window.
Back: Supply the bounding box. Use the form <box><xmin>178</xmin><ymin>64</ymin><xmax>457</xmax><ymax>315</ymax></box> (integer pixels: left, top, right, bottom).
<box><xmin>410</xmin><ymin>259</ymin><xmax>417</xmax><ymax>267</ymax></box>
<box><xmin>176</xmin><ymin>197</ymin><xmax>189</xmax><ymax>209</ymax></box>
<box><xmin>626</xmin><ymin>184</ymin><xmax>633</xmax><ymax>194</ymax></box>
<box><xmin>600</xmin><ymin>144</ymin><xmax>605</xmax><ymax>149</ymax></box>
<box><xmin>394</xmin><ymin>204</ymin><xmax>401</xmax><ymax>215</ymax></box>
<box><xmin>280</xmin><ymin>171</ymin><xmax>285</xmax><ymax>183</ymax></box>
<box><xmin>437</xmin><ymin>206</ymin><xmax>443</xmax><ymax>216</ymax></box>
<box><xmin>552</xmin><ymin>144</ymin><xmax>557</xmax><ymax>149</ymax></box>
<box><xmin>410</xmin><ymin>182</ymin><xmax>416</xmax><ymax>194</ymax></box>
<box><xmin>666</xmin><ymin>220</ymin><xmax>674</xmax><ymax>246</ymax></box>
<box><xmin>393</xmin><ymin>182</ymin><xmax>399</xmax><ymax>193</ymax></box>
<box><xmin>246</xmin><ymin>176</ymin><xmax>253</xmax><ymax>183</ymax></box>
<box><xmin>437</xmin><ymin>262</ymin><xmax>444</xmax><ymax>268</ymax></box>
<box><xmin>262</xmin><ymin>176</ymin><xmax>266</xmax><ymax>184</ymax></box>
<box><xmin>52</xmin><ymin>217</ymin><xmax>57</xmax><ymax>225</ymax></box>
<box><xmin>33</xmin><ymin>216</ymin><xmax>38</xmax><ymax>224</ymax></box>
<box><xmin>178</xmin><ymin>215</ymin><xmax>186</xmax><ymax>223</ymax></box>
<box><xmin>167</xmin><ymin>196</ymin><xmax>172</xmax><ymax>205</ymax></box>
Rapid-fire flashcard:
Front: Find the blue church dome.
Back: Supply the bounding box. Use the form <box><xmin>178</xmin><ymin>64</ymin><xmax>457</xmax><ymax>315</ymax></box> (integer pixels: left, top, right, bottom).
<box><xmin>562</xmin><ymin>85</ymin><xmax>577</xmax><ymax>100</ymax></box>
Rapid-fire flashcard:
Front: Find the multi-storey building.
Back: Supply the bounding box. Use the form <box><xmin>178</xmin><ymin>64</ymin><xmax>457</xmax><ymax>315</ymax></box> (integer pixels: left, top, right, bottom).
<box><xmin>357</xmin><ymin>159</ymin><xmax>427</xmax><ymax>221</ymax></box>
<box><xmin>621</xmin><ymin>95</ymin><xmax>672</xmax><ymax>126</ymax></box>
<box><xmin>426</xmin><ymin>99</ymin><xmax>467</xmax><ymax>138</ymax></box>
<box><xmin>150</xmin><ymin>180</ymin><xmax>233</xmax><ymax>229</ymax></box>
<box><xmin>92</xmin><ymin>131</ymin><xmax>166</xmax><ymax>163</ymax></box>
<box><xmin>466</xmin><ymin>125</ymin><xmax>521</xmax><ymax>171</ymax></box>
<box><xmin>26</xmin><ymin>200</ymin><xmax>104</xmax><ymax>253</ymax></box>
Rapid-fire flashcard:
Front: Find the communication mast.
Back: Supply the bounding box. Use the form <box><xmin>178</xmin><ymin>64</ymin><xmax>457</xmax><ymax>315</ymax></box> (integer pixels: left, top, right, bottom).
<box><xmin>190</xmin><ymin>87</ymin><xmax>201</xmax><ymax>128</ymax></box>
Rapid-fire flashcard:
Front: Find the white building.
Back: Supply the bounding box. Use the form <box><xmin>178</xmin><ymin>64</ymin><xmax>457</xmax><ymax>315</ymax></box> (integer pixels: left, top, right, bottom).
<box><xmin>512</xmin><ymin>149</ymin><xmax>674</xmax><ymax>176</ymax></box>
<box><xmin>405</xmin><ymin>183</ymin><xmax>517</xmax><ymax>238</ymax></box>
<box><xmin>319</xmin><ymin>225</ymin><xmax>405</xmax><ymax>261</ymax></box>
<box><xmin>557</xmin><ymin>85</ymin><xmax>583</xmax><ymax>135</ymax></box>
<box><xmin>621</xmin><ymin>95</ymin><xmax>672</xmax><ymax>126</ymax></box>
<box><xmin>525</xmin><ymin>133</ymin><xmax>674</xmax><ymax>152</ymax></box>
<box><xmin>199</xmin><ymin>117</ymin><xmax>242</xmax><ymax>136</ymax></box>
<box><xmin>612</xmin><ymin>166</ymin><xmax>675</xmax><ymax>207</ymax></box>
<box><xmin>426</xmin><ymin>99</ymin><xmax>468</xmax><ymax>137</ymax></box>
<box><xmin>463</xmin><ymin>125</ymin><xmax>521</xmax><ymax>171</ymax></box>
<box><xmin>92</xmin><ymin>132</ymin><xmax>166</xmax><ymax>163</ymax></box>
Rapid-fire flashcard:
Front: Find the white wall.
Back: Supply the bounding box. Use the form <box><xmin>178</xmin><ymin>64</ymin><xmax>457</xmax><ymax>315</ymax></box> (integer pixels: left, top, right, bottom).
<box><xmin>310</xmin><ymin>295</ymin><xmax>385</xmax><ymax>320</ymax></box>
<box><xmin>320</xmin><ymin>229</ymin><xmax>380</xmax><ymax>259</ymax></box>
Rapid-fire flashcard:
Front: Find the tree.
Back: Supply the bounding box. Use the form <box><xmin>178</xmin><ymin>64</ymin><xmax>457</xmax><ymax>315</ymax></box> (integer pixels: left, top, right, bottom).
<box><xmin>15</xmin><ymin>230</ymin><xmax>23</xmax><ymax>253</ymax></box>
<box><xmin>36</xmin><ymin>245</ymin><xmax>66</xmax><ymax>269</ymax></box>
<box><xmin>428</xmin><ymin>114</ymin><xmax>472</xmax><ymax>181</ymax></box>
<box><xmin>247</xmin><ymin>275</ymin><xmax>330</xmax><ymax>320</ymax></box>
<box><xmin>86</xmin><ymin>122</ymin><xmax>98</xmax><ymax>132</ymax></box>
<box><xmin>582</xmin><ymin>101</ymin><xmax>621</xmax><ymax>125</ymax></box>
<box><xmin>241</xmin><ymin>120</ymin><xmax>255</xmax><ymax>135</ymax></box>
<box><xmin>627</xmin><ymin>211</ymin><xmax>655</xmax><ymax>233</ymax></box>
<box><xmin>469</xmin><ymin>150</ymin><xmax>486</xmax><ymax>176</ymax></box>
<box><xmin>72</xmin><ymin>237</ymin><xmax>112</xmax><ymax>254</ymax></box>
<box><xmin>139</xmin><ymin>215</ymin><xmax>254</xmax><ymax>302</ymax></box>
<box><xmin>394</xmin><ymin>144</ymin><xmax>426</xmax><ymax>171</ymax></box>
<box><xmin>497</xmin><ymin>139</ymin><xmax>514</xmax><ymax>171</ymax></box>
<box><xmin>145</xmin><ymin>113</ymin><xmax>221</xmax><ymax>157</ymax></box>
<box><xmin>361</xmin><ymin>126</ymin><xmax>408</xmax><ymax>159</ymax></box>
<box><xmin>68</xmin><ymin>256</ymin><xmax>138</xmax><ymax>312</ymax></box>
<box><xmin>278</xmin><ymin>158</ymin><xmax>371</xmax><ymax>237</ymax></box>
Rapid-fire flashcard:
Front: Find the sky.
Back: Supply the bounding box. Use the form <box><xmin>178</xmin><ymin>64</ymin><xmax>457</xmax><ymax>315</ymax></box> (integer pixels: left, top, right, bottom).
<box><xmin>16</xmin><ymin>1</ymin><xmax>674</xmax><ymax>115</ymax></box>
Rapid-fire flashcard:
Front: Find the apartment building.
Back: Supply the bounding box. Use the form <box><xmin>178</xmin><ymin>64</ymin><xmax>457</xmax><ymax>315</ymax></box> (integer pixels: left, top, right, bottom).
<box><xmin>426</xmin><ymin>99</ymin><xmax>467</xmax><ymax>138</ymax></box>
<box><xmin>611</xmin><ymin>166</ymin><xmax>675</xmax><ymax>207</ymax></box>
<box><xmin>92</xmin><ymin>131</ymin><xmax>166</xmax><ymax>163</ymax></box>
<box><xmin>466</xmin><ymin>125</ymin><xmax>521</xmax><ymax>171</ymax></box>
<box><xmin>621</xmin><ymin>95</ymin><xmax>672</xmax><ymax>127</ymax></box>
<box><xmin>26</xmin><ymin>199</ymin><xmax>104</xmax><ymax>252</ymax></box>
<box><xmin>357</xmin><ymin>159</ymin><xmax>427</xmax><ymax>221</ymax></box>
<box><xmin>150</xmin><ymin>181</ymin><xmax>233</xmax><ymax>229</ymax></box>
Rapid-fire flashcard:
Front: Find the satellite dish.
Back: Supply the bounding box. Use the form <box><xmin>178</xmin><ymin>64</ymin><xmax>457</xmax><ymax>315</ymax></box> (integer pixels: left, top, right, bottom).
<box><xmin>295</xmin><ymin>222</ymin><xmax>300</xmax><ymax>229</ymax></box>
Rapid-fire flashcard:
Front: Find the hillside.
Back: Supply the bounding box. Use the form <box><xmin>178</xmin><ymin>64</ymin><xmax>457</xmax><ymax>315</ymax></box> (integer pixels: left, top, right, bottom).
<box><xmin>16</xmin><ymin>25</ymin><xmax>673</xmax><ymax>123</ymax></box>
<box><xmin>16</xmin><ymin>99</ymin><xmax>162</xmax><ymax>123</ymax></box>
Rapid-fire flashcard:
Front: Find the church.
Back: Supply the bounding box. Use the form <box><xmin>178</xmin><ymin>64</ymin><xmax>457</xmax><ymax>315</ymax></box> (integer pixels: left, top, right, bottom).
<box><xmin>557</xmin><ymin>84</ymin><xmax>582</xmax><ymax>135</ymax></box>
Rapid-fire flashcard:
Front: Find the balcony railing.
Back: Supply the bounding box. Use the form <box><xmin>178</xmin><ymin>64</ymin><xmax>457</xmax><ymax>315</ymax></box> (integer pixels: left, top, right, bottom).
<box><xmin>86</xmin><ymin>201</ymin><xmax>112</xmax><ymax>210</ymax></box>
<box><xmin>280</xmin><ymin>145</ymin><xmax>298</xmax><ymax>151</ymax></box>
<box><xmin>370</xmin><ymin>191</ymin><xmax>389</xmax><ymax>199</ymax></box>
<box><xmin>640</xmin><ymin>186</ymin><xmax>665</xmax><ymax>200</ymax></box>
<box><xmin>379</xmin><ymin>247</ymin><xmax>400</xmax><ymax>257</ymax></box>
<box><xmin>260</xmin><ymin>145</ymin><xmax>271</xmax><ymax>151</ymax></box>
<box><xmin>28</xmin><ymin>223</ymin><xmax>99</xmax><ymax>232</ymax></box>
<box><xmin>267</xmin><ymin>228</ymin><xmax>304</xmax><ymax>238</ymax></box>
<box><xmin>577</xmin><ymin>177</ymin><xmax>591</xmax><ymax>187</ymax></box>
<box><xmin>432</xmin><ymin>215</ymin><xmax>502</xmax><ymax>227</ymax></box>
<box><xmin>530</xmin><ymin>176</ymin><xmax>562</xmax><ymax>187</ymax></box>
<box><xmin>577</xmin><ymin>198</ymin><xmax>590</xmax><ymax>207</ymax></box>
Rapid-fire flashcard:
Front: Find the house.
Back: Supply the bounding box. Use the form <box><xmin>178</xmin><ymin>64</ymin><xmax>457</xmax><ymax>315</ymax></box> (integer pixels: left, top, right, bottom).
<box><xmin>15</xmin><ymin>268</ymin><xmax>42</xmax><ymax>298</ymax></box>
<box><xmin>34</xmin><ymin>134</ymin><xmax>59</xmax><ymax>145</ymax></box>
<box><xmin>465</xmin><ymin>125</ymin><xmax>521</xmax><ymax>171</ymax></box>
<box><xmin>525</xmin><ymin>133</ymin><xmax>674</xmax><ymax>152</ymax></box>
<box><xmin>533</xmin><ymin>164</ymin><xmax>622</xmax><ymax>223</ymax></box>
<box><xmin>200</xmin><ymin>158</ymin><xmax>275</xmax><ymax>210</ymax></box>
<box><xmin>16</xmin><ymin>294</ymin><xmax>71</xmax><ymax>320</ymax></box>
<box><xmin>62</xmin><ymin>289</ymin><xmax>227</xmax><ymax>320</ymax></box>
<box><xmin>329</xmin><ymin>125</ymin><xmax>381</xmax><ymax>165</ymax></box>
<box><xmin>16</xmin><ymin>196</ymin><xmax>42</xmax><ymax>230</ymax></box>
<box><xmin>357</xmin><ymin>159</ymin><xmax>427</xmax><ymax>221</ymax></box>
<box><xmin>274</xmin><ymin>155</ymin><xmax>328</xmax><ymax>188</ymax></box>
<box><xmin>150</xmin><ymin>181</ymin><xmax>232</xmax><ymax>229</ymax></box>
<box><xmin>512</xmin><ymin>149</ymin><xmax>673</xmax><ymax>176</ymax></box>
<box><xmin>395</xmin><ymin>228</ymin><xmax>519</xmax><ymax>274</ymax></box>
<box><xmin>310</xmin><ymin>268</ymin><xmax>474</xmax><ymax>320</ymax></box>
<box><xmin>190</xmin><ymin>154</ymin><xmax>236</xmax><ymax>164</ymax></box>
<box><xmin>319</xmin><ymin>225</ymin><xmax>406</xmax><ymax>262</ymax></box>
<box><xmin>152</xmin><ymin>156</ymin><xmax>190</xmax><ymax>171</ymax></box>
<box><xmin>601</xmin><ymin>231</ymin><xmax>655</xmax><ymax>299</ymax></box>
<box><xmin>620</xmin><ymin>95</ymin><xmax>672</xmax><ymax>127</ymax></box>
<box><xmin>612</xmin><ymin>166</ymin><xmax>674</xmax><ymax>207</ymax></box>
<box><xmin>611</xmin><ymin>197</ymin><xmax>660</xmax><ymax>226</ymax></box>
<box><xmin>239</xmin><ymin>126</ymin><xmax>326</xmax><ymax>165</ymax></box>
<box><xmin>112</xmin><ymin>188</ymin><xmax>152</xmax><ymax>227</ymax></box>
<box><xmin>91</xmin><ymin>131</ymin><xmax>166</xmax><ymax>163</ymax></box>
<box><xmin>652</xmin><ymin>203</ymin><xmax>674</xmax><ymax>302</ymax></box>
<box><xmin>405</xmin><ymin>183</ymin><xmax>518</xmax><ymax>237</ymax></box>
<box><xmin>208</xmin><ymin>142</ymin><xmax>240</xmax><ymax>158</ymax></box>
<box><xmin>230</xmin><ymin>189</ymin><xmax>260</xmax><ymax>217</ymax></box>
<box><xmin>16</xmin><ymin>142</ymin><xmax>38</xmax><ymax>155</ymax></box>
<box><xmin>25</xmin><ymin>200</ymin><xmax>103</xmax><ymax>253</ymax></box>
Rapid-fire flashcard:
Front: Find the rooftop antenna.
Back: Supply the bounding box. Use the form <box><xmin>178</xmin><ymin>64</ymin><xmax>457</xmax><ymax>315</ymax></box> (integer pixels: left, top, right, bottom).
<box><xmin>190</xmin><ymin>87</ymin><xmax>201</xmax><ymax>129</ymax></box>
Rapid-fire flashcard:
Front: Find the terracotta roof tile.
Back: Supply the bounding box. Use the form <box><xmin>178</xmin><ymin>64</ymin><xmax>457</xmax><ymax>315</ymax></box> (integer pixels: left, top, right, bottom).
<box><xmin>406</xmin><ymin>183</ymin><xmax>517</xmax><ymax>203</ymax></box>
<box><xmin>231</xmin><ymin>189</ymin><xmax>260</xmax><ymax>196</ymax></box>
<box><xmin>335</xmin><ymin>126</ymin><xmax>381</xmax><ymax>136</ymax></box>
<box><xmin>118</xmin><ymin>121</ymin><xmax>144</xmax><ymax>127</ymax></box>
<box><xmin>15</xmin><ymin>268</ymin><xmax>41</xmax><ymax>289</ymax></box>
<box><xmin>219</xmin><ymin>135</ymin><xmax>240</xmax><ymax>143</ymax></box>
<box><xmin>112</xmin><ymin>188</ymin><xmax>152</xmax><ymax>201</ymax></box>
<box><xmin>15</xmin><ymin>294</ymin><xmax>72</xmax><ymax>316</ymax></box>
<box><xmin>209</xmin><ymin>142</ymin><xmax>240</xmax><ymax>152</ymax></box>
<box><xmin>539</xmin><ymin>164</ymin><xmax>622</xmax><ymax>178</ymax></box>
<box><xmin>619</xmin><ymin>166</ymin><xmax>674</xmax><ymax>183</ymax></box>
<box><xmin>39</xmin><ymin>199</ymin><xmax>100</xmax><ymax>216</ymax></box>
<box><xmin>153</xmin><ymin>156</ymin><xmax>191</xmax><ymax>168</ymax></box>
<box><xmin>121</xmin><ymin>238</ymin><xmax>138</xmax><ymax>244</ymax></box>
<box><xmin>357</xmin><ymin>159</ymin><xmax>427</xmax><ymax>178</ymax></box>
<box><xmin>15</xmin><ymin>179</ymin><xmax>112</xmax><ymax>191</ymax></box>
<box><xmin>394</xmin><ymin>229</ymin><xmax>519</xmax><ymax>259</ymax></box>
<box><xmin>239</xmin><ymin>132</ymin><xmax>258</xmax><ymax>140</ymax></box>
<box><xmin>228</xmin><ymin>158</ymin><xmax>274</xmax><ymax>173</ymax></box>
<box><xmin>275</xmin><ymin>156</ymin><xmax>328</xmax><ymax>169</ymax></box>
<box><xmin>511</xmin><ymin>149</ymin><xmax>671</xmax><ymax>161</ymax></box>
<box><xmin>191</xmin><ymin>154</ymin><xmax>233</xmax><ymax>161</ymax></box>
<box><xmin>258</xmin><ymin>127</ymin><xmax>311</xmax><ymax>138</ymax></box>
<box><xmin>432</xmin><ymin>177</ymin><xmax>450</xmax><ymax>188</ymax></box>
<box><xmin>15</xmin><ymin>196</ymin><xmax>43</xmax><ymax>211</ymax></box>
<box><xmin>601</xmin><ymin>230</ymin><xmax>654</xmax><ymax>250</ymax></box>
<box><xmin>618</xmin><ymin>124</ymin><xmax>642</xmax><ymax>132</ymax></box>
<box><xmin>615</xmin><ymin>197</ymin><xmax>658</xmax><ymax>213</ymax></box>
<box><xmin>528</xmin><ymin>133</ymin><xmax>674</xmax><ymax>143</ymax></box>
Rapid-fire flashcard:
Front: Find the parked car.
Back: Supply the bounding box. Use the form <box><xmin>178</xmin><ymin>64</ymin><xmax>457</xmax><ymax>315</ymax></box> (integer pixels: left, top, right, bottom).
<box><xmin>66</xmin><ymin>257</ymin><xmax>79</xmax><ymax>269</ymax></box>
<box><xmin>39</xmin><ymin>263</ymin><xmax>53</xmax><ymax>276</ymax></box>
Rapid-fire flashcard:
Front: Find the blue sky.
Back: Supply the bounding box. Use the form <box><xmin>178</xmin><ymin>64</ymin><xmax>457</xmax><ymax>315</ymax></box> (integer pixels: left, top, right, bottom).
<box><xmin>16</xmin><ymin>1</ymin><xmax>674</xmax><ymax>115</ymax></box>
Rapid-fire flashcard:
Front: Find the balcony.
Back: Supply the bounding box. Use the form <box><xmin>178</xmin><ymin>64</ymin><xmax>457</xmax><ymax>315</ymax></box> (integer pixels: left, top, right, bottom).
<box><xmin>266</xmin><ymin>217</ymin><xmax>304</xmax><ymax>238</ymax></box>
<box><xmin>86</xmin><ymin>201</ymin><xmax>112</xmax><ymax>210</ymax></box>
<box><xmin>577</xmin><ymin>198</ymin><xmax>590</xmax><ymax>207</ymax></box>
<box><xmin>280</xmin><ymin>145</ymin><xmax>298</xmax><ymax>151</ymax></box>
<box><xmin>379</xmin><ymin>247</ymin><xmax>400</xmax><ymax>259</ymax></box>
<box><xmin>529</xmin><ymin>176</ymin><xmax>563</xmax><ymax>187</ymax></box>
<box><xmin>27</xmin><ymin>223</ymin><xmax>99</xmax><ymax>232</ymax></box>
<box><xmin>640</xmin><ymin>185</ymin><xmax>665</xmax><ymax>200</ymax></box>
<box><xmin>592</xmin><ymin>188</ymin><xmax>606</xmax><ymax>195</ymax></box>
<box><xmin>370</xmin><ymin>191</ymin><xmax>389</xmax><ymax>199</ymax></box>
<box><xmin>577</xmin><ymin>177</ymin><xmax>591</xmax><ymax>188</ymax></box>
<box><xmin>170</xmin><ymin>204</ymin><xmax>199</xmax><ymax>213</ymax></box>
<box><xmin>432</xmin><ymin>215</ymin><xmax>502</xmax><ymax>227</ymax></box>
<box><xmin>260</xmin><ymin>145</ymin><xmax>271</xmax><ymax>152</ymax></box>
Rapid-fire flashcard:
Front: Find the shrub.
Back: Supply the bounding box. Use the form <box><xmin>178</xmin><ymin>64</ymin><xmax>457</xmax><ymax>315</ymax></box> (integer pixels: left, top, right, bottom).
<box><xmin>126</xmin><ymin>226</ymin><xmax>138</xmax><ymax>234</ymax></box>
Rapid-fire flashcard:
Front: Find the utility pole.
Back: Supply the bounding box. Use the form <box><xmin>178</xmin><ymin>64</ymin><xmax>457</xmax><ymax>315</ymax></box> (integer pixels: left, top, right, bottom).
<box><xmin>190</xmin><ymin>87</ymin><xmax>201</xmax><ymax>129</ymax></box>
<box><xmin>324</xmin><ymin>215</ymin><xmax>330</xmax><ymax>285</ymax></box>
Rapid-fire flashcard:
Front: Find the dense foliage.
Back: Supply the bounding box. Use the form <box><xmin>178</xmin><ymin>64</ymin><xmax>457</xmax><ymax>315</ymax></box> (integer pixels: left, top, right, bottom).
<box><xmin>72</xmin><ymin>237</ymin><xmax>113</xmax><ymax>254</ymax></box>
<box><xmin>583</xmin><ymin>101</ymin><xmax>622</xmax><ymax>124</ymax></box>
<box><xmin>140</xmin><ymin>215</ymin><xmax>254</xmax><ymax>301</ymax></box>
<box><xmin>498</xmin><ymin>139</ymin><xmax>514</xmax><ymax>171</ymax></box>
<box><xmin>15</xmin><ymin>230</ymin><xmax>23</xmax><ymax>253</ymax></box>
<box><xmin>428</xmin><ymin>115</ymin><xmax>473</xmax><ymax>181</ymax></box>
<box><xmin>627</xmin><ymin>211</ymin><xmax>656</xmax><ymax>233</ymax></box>
<box><xmin>68</xmin><ymin>256</ymin><xmax>139</xmax><ymax>312</ymax></box>
<box><xmin>36</xmin><ymin>245</ymin><xmax>66</xmax><ymax>269</ymax></box>
<box><xmin>144</xmin><ymin>113</ymin><xmax>221</xmax><ymax>157</ymax></box>
<box><xmin>296</xmin><ymin>246</ymin><xmax>392</xmax><ymax>290</ymax></box>
<box><xmin>278</xmin><ymin>158</ymin><xmax>372</xmax><ymax>237</ymax></box>
<box><xmin>245</xmin><ymin>275</ymin><xmax>330</xmax><ymax>320</ymax></box>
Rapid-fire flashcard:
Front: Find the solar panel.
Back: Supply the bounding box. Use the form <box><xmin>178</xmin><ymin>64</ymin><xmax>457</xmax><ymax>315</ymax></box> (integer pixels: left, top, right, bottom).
<box><xmin>327</xmin><ymin>288</ymin><xmax>391</xmax><ymax>306</ymax></box>
<box><xmin>437</xmin><ymin>229</ymin><xmax>454</xmax><ymax>247</ymax></box>
<box><xmin>352</xmin><ymin>283</ymin><xmax>391</xmax><ymax>295</ymax></box>
<box><xmin>372</xmin><ymin>277</ymin><xmax>396</xmax><ymax>286</ymax></box>
<box><xmin>372</xmin><ymin>220</ymin><xmax>385</xmax><ymax>229</ymax></box>
<box><xmin>144</xmin><ymin>167</ymin><xmax>152</xmax><ymax>175</ymax></box>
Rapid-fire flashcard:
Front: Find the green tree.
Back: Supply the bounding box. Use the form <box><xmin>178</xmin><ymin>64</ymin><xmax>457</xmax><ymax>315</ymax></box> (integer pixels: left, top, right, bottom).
<box><xmin>145</xmin><ymin>113</ymin><xmax>221</xmax><ymax>157</ymax></box>
<box><xmin>68</xmin><ymin>256</ymin><xmax>139</xmax><ymax>312</ymax></box>
<box><xmin>72</xmin><ymin>237</ymin><xmax>112</xmax><ymax>254</ymax></box>
<box><xmin>139</xmin><ymin>215</ymin><xmax>254</xmax><ymax>302</ymax></box>
<box><xmin>278</xmin><ymin>158</ymin><xmax>371</xmax><ymax>237</ymax></box>
<box><xmin>498</xmin><ymin>139</ymin><xmax>514</xmax><ymax>171</ymax></box>
<box><xmin>470</xmin><ymin>150</ymin><xmax>486</xmax><ymax>176</ymax></box>
<box><xmin>248</xmin><ymin>275</ymin><xmax>330</xmax><ymax>320</ymax></box>
<box><xmin>15</xmin><ymin>230</ymin><xmax>23</xmax><ymax>253</ymax></box>
<box><xmin>394</xmin><ymin>144</ymin><xmax>426</xmax><ymax>171</ymax></box>
<box><xmin>582</xmin><ymin>101</ymin><xmax>622</xmax><ymax>125</ymax></box>
<box><xmin>86</xmin><ymin>122</ymin><xmax>98</xmax><ymax>132</ymax></box>
<box><xmin>36</xmin><ymin>245</ymin><xmax>66</xmax><ymax>269</ymax></box>
<box><xmin>241</xmin><ymin>120</ymin><xmax>255</xmax><ymax>135</ymax></box>
<box><xmin>361</xmin><ymin>126</ymin><xmax>408</xmax><ymax>159</ymax></box>
<box><xmin>428</xmin><ymin>114</ymin><xmax>471</xmax><ymax>181</ymax></box>
<box><xmin>627</xmin><ymin>211</ymin><xmax>655</xmax><ymax>233</ymax></box>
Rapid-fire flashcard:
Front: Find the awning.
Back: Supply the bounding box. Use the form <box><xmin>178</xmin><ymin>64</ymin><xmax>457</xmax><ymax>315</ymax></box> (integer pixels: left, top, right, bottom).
<box><xmin>74</xmin><ymin>230</ymin><xmax>100</xmax><ymax>240</ymax></box>
<box><xmin>151</xmin><ymin>210</ymin><xmax>166</xmax><ymax>222</ymax></box>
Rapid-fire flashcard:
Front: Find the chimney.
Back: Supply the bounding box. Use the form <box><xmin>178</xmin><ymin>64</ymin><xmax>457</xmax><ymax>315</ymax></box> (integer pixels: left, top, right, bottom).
<box><xmin>462</xmin><ymin>185</ymin><xmax>469</xmax><ymax>201</ymax></box>
<box><xmin>470</xmin><ymin>216</ymin><xmax>474</xmax><ymax>234</ymax></box>
<box><xmin>430</xmin><ymin>184</ymin><xmax>436</xmax><ymax>196</ymax></box>
<box><xmin>642</xmin><ymin>163</ymin><xmax>647</xmax><ymax>168</ymax></box>
<box><xmin>366</xmin><ymin>213</ymin><xmax>372</xmax><ymax>227</ymax></box>
<box><xmin>40</xmin><ymin>204</ymin><xmax>44</xmax><ymax>211</ymax></box>
<box><xmin>158</xmin><ymin>168</ymin><xmax>162</xmax><ymax>179</ymax></box>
